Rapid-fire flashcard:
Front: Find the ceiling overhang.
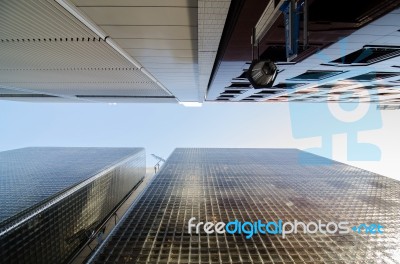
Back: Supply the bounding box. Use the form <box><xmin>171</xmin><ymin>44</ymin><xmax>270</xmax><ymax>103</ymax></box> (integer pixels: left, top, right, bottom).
<box><xmin>206</xmin><ymin>0</ymin><xmax>400</xmax><ymax>104</ymax></box>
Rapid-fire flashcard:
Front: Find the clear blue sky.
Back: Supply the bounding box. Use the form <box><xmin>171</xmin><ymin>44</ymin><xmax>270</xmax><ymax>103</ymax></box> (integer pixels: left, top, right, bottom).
<box><xmin>1</xmin><ymin>100</ymin><xmax>399</xmax><ymax>180</ymax></box>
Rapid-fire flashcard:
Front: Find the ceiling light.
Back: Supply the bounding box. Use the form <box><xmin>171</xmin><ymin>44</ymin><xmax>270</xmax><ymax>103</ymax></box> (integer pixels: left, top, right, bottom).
<box><xmin>247</xmin><ymin>60</ymin><xmax>278</xmax><ymax>89</ymax></box>
<box><xmin>179</xmin><ymin>102</ymin><xmax>203</xmax><ymax>107</ymax></box>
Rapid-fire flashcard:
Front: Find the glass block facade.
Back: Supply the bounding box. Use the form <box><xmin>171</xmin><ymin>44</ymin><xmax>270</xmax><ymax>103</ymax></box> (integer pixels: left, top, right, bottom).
<box><xmin>89</xmin><ymin>148</ymin><xmax>400</xmax><ymax>264</ymax></box>
<box><xmin>0</xmin><ymin>147</ymin><xmax>146</xmax><ymax>264</ymax></box>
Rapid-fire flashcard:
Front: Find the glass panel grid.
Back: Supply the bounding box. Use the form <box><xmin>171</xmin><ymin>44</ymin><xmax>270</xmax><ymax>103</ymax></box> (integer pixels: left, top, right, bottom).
<box><xmin>0</xmin><ymin>147</ymin><xmax>146</xmax><ymax>264</ymax></box>
<box><xmin>90</xmin><ymin>148</ymin><xmax>400</xmax><ymax>264</ymax></box>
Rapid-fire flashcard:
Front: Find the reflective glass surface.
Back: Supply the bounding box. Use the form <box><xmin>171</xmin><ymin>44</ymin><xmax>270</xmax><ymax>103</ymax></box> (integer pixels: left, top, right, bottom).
<box><xmin>0</xmin><ymin>147</ymin><xmax>146</xmax><ymax>264</ymax></box>
<box><xmin>0</xmin><ymin>147</ymin><xmax>142</xmax><ymax>223</ymax></box>
<box><xmin>90</xmin><ymin>148</ymin><xmax>400</xmax><ymax>264</ymax></box>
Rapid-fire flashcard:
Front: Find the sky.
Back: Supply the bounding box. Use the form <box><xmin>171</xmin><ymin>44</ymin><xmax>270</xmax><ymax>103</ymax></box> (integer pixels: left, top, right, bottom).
<box><xmin>1</xmin><ymin>100</ymin><xmax>399</xmax><ymax>181</ymax></box>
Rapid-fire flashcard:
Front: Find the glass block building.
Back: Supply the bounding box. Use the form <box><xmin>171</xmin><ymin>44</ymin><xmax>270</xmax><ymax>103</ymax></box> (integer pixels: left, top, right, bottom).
<box><xmin>0</xmin><ymin>147</ymin><xmax>146</xmax><ymax>264</ymax></box>
<box><xmin>89</xmin><ymin>148</ymin><xmax>400</xmax><ymax>264</ymax></box>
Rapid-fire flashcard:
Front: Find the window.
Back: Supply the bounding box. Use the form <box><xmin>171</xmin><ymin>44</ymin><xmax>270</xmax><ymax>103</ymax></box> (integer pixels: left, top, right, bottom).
<box><xmin>315</xmin><ymin>83</ymin><xmax>352</xmax><ymax>89</ymax></box>
<box><xmin>272</xmin><ymin>83</ymin><xmax>308</xmax><ymax>89</ymax></box>
<box><xmin>289</xmin><ymin>70</ymin><xmax>345</xmax><ymax>81</ymax></box>
<box><xmin>247</xmin><ymin>95</ymin><xmax>264</xmax><ymax>98</ymax></box>
<box><xmin>219</xmin><ymin>94</ymin><xmax>236</xmax><ymax>98</ymax></box>
<box><xmin>226</xmin><ymin>83</ymin><xmax>251</xmax><ymax>88</ymax></box>
<box><xmin>326</xmin><ymin>46</ymin><xmax>400</xmax><ymax>66</ymax></box>
<box><xmin>221</xmin><ymin>90</ymin><xmax>245</xmax><ymax>94</ymax></box>
<box><xmin>257</xmin><ymin>90</ymin><xmax>284</xmax><ymax>95</ymax></box>
<box><xmin>347</xmin><ymin>72</ymin><xmax>400</xmax><ymax>82</ymax></box>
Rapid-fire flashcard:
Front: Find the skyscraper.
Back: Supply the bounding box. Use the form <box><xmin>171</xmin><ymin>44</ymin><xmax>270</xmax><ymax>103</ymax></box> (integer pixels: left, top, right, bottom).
<box><xmin>0</xmin><ymin>147</ymin><xmax>146</xmax><ymax>264</ymax></box>
<box><xmin>88</xmin><ymin>148</ymin><xmax>400</xmax><ymax>263</ymax></box>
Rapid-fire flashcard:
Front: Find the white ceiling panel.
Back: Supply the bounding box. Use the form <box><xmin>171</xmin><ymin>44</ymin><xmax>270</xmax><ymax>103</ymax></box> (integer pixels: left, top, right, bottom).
<box><xmin>1</xmin><ymin>0</ymin><xmax>228</xmax><ymax>103</ymax></box>
<box><xmin>0</xmin><ymin>0</ymin><xmax>97</xmax><ymax>39</ymax></box>
<box><xmin>135</xmin><ymin>56</ymin><xmax>197</xmax><ymax>64</ymax></box>
<box><xmin>0</xmin><ymin>69</ymin><xmax>153</xmax><ymax>83</ymax></box>
<box><xmin>343</xmin><ymin>34</ymin><xmax>382</xmax><ymax>43</ymax></box>
<box><xmin>125</xmin><ymin>49</ymin><xmax>195</xmax><ymax>58</ymax></box>
<box><xmin>0</xmin><ymin>40</ymin><xmax>133</xmax><ymax>69</ymax></box>
<box><xmin>114</xmin><ymin>39</ymin><xmax>197</xmax><ymax>50</ymax></box>
<box><xmin>71</xmin><ymin>0</ymin><xmax>197</xmax><ymax>7</ymax></box>
<box><xmin>372</xmin><ymin>35</ymin><xmax>400</xmax><ymax>45</ymax></box>
<box><xmin>0</xmin><ymin>97</ymin><xmax>80</xmax><ymax>103</ymax></box>
<box><xmin>0</xmin><ymin>0</ymin><xmax>175</xmax><ymax>103</ymax></box>
<box><xmin>145</xmin><ymin>63</ymin><xmax>199</xmax><ymax>69</ymax></box>
<box><xmin>198</xmin><ymin>0</ymin><xmax>231</xmax><ymax>100</ymax></box>
<box><xmin>148</xmin><ymin>68</ymin><xmax>198</xmax><ymax>74</ymax></box>
<box><xmin>77</xmin><ymin>7</ymin><xmax>197</xmax><ymax>26</ymax></box>
<box><xmin>353</xmin><ymin>25</ymin><xmax>399</xmax><ymax>36</ymax></box>
<box><xmin>72</xmin><ymin>1</ymin><xmax>202</xmax><ymax>102</ymax></box>
<box><xmin>370</xmin><ymin>13</ymin><xmax>400</xmax><ymax>26</ymax></box>
<box><xmin>0</xmin><ymin>82</ymin><xmax>169</xmax><ymax>96</ymax></box>
<box><xmin>70</xmin><ymin>97</ymin><xmax>177</xmax><ymax>103</ymax></box>
<box><xmin>100</xmin><ymin>25</ymin><xmax>197</xmax><ymax>39</ymax></box>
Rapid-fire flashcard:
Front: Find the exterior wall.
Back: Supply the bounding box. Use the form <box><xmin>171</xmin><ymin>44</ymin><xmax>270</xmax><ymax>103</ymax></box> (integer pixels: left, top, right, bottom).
<box><xmin>89</xmin><ymin>148</ymin><xmax>400</xmax><ymax>264</ymax></box>
<box><xmin>0</xmin><ymin>149</ymin><xmax>145</xmax><ymax>264</ymax></box>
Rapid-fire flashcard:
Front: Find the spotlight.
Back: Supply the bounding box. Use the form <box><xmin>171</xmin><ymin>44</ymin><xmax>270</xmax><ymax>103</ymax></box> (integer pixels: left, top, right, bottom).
<box><xmin>247</xmin><ymin>60</ymin><xmax>278</xmax><ymax>89</ymax></box>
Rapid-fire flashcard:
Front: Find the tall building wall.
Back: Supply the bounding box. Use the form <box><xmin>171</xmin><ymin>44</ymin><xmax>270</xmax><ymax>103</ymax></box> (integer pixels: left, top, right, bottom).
<box><xmin>0</xmin><ymin>147</ymin><xmax>146</xmax><ymax>264</ymax></box>
<box><xmin>89</xmin><ymin>148</ymin><xmax>400</xmax><ymax>264</ymax></box>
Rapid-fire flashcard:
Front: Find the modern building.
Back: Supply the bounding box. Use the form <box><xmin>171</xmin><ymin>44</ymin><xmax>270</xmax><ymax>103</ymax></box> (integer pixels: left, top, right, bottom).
<box><xmin>1</xmin><ymin>1</ymin><xmax>399</xmax><ymax>104</ymax></box>
<box><xmin>88</xmin><ymin>148</ymin><xmax>400</xmax><ymax>263</ymax></box>
<box><xmin>207</xmin><ymin>1</ymin><xmax>400</xmax><ymax>103</ymax></box>
<box><xmin>0</xmin><ymin>147</ymin><xmax>146</xmax><ymax>264</ymax></box>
